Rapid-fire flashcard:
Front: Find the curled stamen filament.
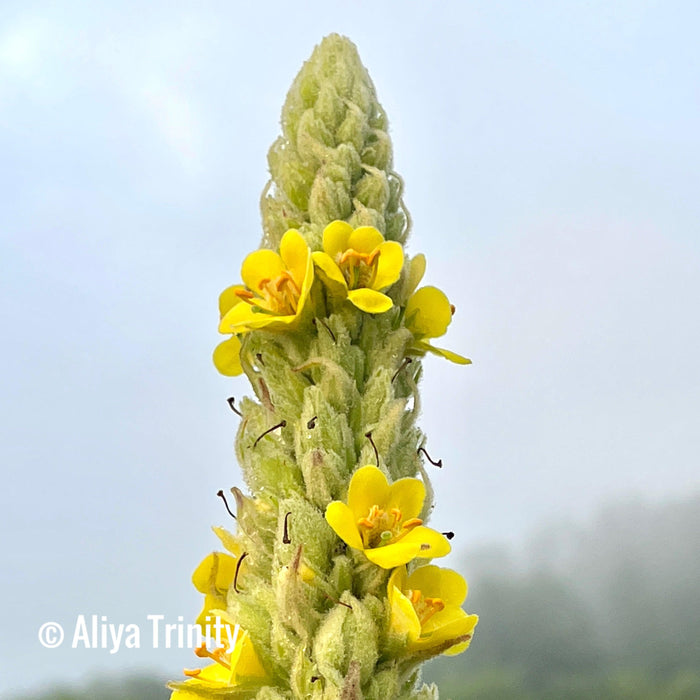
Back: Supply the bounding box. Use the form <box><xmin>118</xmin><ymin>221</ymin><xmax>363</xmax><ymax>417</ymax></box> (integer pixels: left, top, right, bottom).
<box><xmin>194</xmin><ymin>644</ymin><xmax>231</xmax><ymax>669</ymax></box>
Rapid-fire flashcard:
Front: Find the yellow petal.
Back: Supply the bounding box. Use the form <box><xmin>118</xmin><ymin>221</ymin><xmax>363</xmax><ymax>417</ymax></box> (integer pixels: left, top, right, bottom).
<box><xmin>364</xmin><ymin>540</ymin><xmax>427</xmax><ymax>569</ymax></box>
<box><xmin>347</xmin><ymin>225</ymin><xmax>384</xmax><ymax>254</ymax></box>
<box><xmin>406</xmin><ymin>566</ymin><xmax>468</xmax><ymax>607</ymax></box>
<box><xmin>396</xmin><ymin>526</ymin><xmax>452</xmax><ymax>560</ymax></box>
<box><xmin>218</xmin><ymin>285</ymin><xmax>247</xmax><ymax>318</ymax></box>
<box><xmin>180</xmin><ymin>661</ymin><xmax>231</xmax><ymax>687</ymax></box>
<box><xmin>230</xmin><ymin>631</ymin><xmax>268</xmax><ymax>683</ymax></box>
<box><xmin>387</xmin><ymin>566</ymin><xmax>408</xmax><ymax>599</ymax></box>
<box><xmin>347</xmin><ymin>288</ymin><xmax>393</xmax><ymax>313</ymax></box>
<box><xmin>371</xmin><ymin>241</ymin><xmax>404</xmax><ymax>290</ymax></box>
<box><xmin>424</xmin><ymin>343</ymin><xmax>472</xmax><ymax>365</ymax></box>
<box><xmin>212</xmin><ymin>526</ymin><xmax>242</xmax><ymax>557</ymax></box>
<box><xmin>312</xmin><ymin>251</ymin><xmax>349</xmax><ymax>292</ymax></box>
<box><xmin>405</xmin><ymin>253</ymin><xmax>426</xmax><ymax>298</ymax></box>
<box><xmin>325</xmin><ymin>501</ymin><xmax>364</xmax><ymax>550</ymax></box>
<box><xmin>221</xmin><ymin>303</ymin><xmax>302</xmax><ymax>333</ymax></box>
<box><xmin>279</xmin><ymin>229</ymin><xmax>308</xmax><ymax>290</ymax></box>
<box><xmin>387</xmin><ymin>476</ymin><xmax>426</xmax><ymax>521</ymax></box>
<box><xmin>213</xmin><ymin>337</ymin><xmax>243</xmax><ymax>377</ymax></box>
<box><xmin>192</xmin><ymin>552</ymin><xmax>237</xmax><ymax>594</ymax></box>
<box><xmin>219</xmin><ymin>300</ymin><xmax>264</xmax><ymax>333</ymax></box>
<box><xmin>261</xmin><ymin>313</ymin><xmax>301</xmax><ymax>329</ymax></box>
<box><xmin>297</xmin><ymin>249</ymin><xmax>314</xmax><ymax>307</ymax></box>
<box><xmin>388</xmin><ymin>569</ymin><xmax>422</xmax><ymax>643</ymax></box>
<box><xmin>420</xmin><ymin>608</ymin><xmax>478</xmax><ymax>656</ymax></box>
<box><xmin>322</xmin><ymin>220</ymin><xmax>354</xmax><ymax>259</ymax></box>
<box><xmin>199</xmin><ymin>661</ymin><xmax>231</xmax><ymax>683</ymax></box>
<box><xmin>441</xmin><ymin>614</ymin><xmax>479</xmax><ymax>656</ymax></box>
<box><xmin>405</xmin><ymin>286</ymin><xmax>453</xmax><ymax>339</ymax></box>
<box><xmin>347</xmin><ymin>465</ymin><xmax>390</xmax><ymax>519</ymax></box>
<box><xmin>422</xmin><ymin>606</ymin><xmax>477</xmax><ymax>637</ymax></box>
<box><xmin>170</xmin><ymin>687</ymin><xmax>206</xmax><ymax>700</ymax></box>
<box><xmin>240</xmin><ymin>249</ymin><xmax>285</xmax><ymax>292</ymax></box>
<box><xmin>195</xmin><ymin>593</ymin><xmax>226</xmax><ymax>628</ymax></box>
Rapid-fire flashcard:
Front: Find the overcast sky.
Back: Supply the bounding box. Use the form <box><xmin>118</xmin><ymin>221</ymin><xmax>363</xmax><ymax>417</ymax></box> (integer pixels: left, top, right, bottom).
<box><xmin>1</xmin><ymin>0</ymin><xmax>699</xmax><ymax>694</ymax></box>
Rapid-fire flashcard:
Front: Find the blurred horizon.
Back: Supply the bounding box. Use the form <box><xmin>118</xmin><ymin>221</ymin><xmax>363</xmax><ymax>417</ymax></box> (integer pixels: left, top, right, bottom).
<box><xmin>1</xmin><ymin>0</ymin><xmax>699</xmax><ymax>695</ymax></box>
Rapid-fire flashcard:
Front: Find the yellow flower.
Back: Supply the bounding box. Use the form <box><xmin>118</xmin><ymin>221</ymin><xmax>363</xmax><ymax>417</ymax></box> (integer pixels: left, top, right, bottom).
<box><xmin>218</xmin><ymin>229</ymin><xmax>314</xmax><ymax>334</ymax></box>
<box><xmin>171</xmin><ymin>630</ymin><xmax>268</xmax><ymax>698</ymax></box>
<box><xmin>312</xmin><ymin>220</ymin><xmax>404</xmax><ymax>313</ymax></box>
<box><xmin>404</xmin><ymin>254</ymin><xmax>471</xmax><ymax>365</ymax></box>
<box><xmin>388</xmin><ymin>565</ymin><xmax>478</xmax><ymax>656</ymax></box>
<box><xmin>191</xmin><ymin>551</ymin><xmax>238</xmax><ymax>628</ymax></box>
<box><xmin>324</xmin><ymin>465</ymin><xmax>451</xmax><ymax>569</ymax></box>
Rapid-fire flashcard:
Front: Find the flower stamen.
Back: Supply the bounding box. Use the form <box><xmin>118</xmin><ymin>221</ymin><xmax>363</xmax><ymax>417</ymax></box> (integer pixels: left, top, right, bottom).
<box><xmin>256</xmin><ymin>271</ymin><xmax>300</xmax><ymax>315</ymax></box>
<box><xmin>236</xmin><ymin>271</ymin><xmax>302</xmax><ymax>317</ymax></box>
<box><xmin>194</xmin><ymin>643</ymin><xmax>232</xmax><ymax>670</ymax></box>
<box><xmin>402</xmin><ymin>517</ymin><xmax>423</xmax><ymax>530</ymax></box>
<box><xmin>406</xmin><ymin>590</ymin><xmax>446</xmax><ymax>626</ymax></box>
<box><xmin>338</xmin><ymin>248</ymin><xmax>382</xmax><ymax>289</ymax></box>
<box><xmin>357</xmin><ymin>506</ymin><xmax>422</xmax><ymax>547</ymax></box>
<box><xmin>235</xmin><ymin>289</ymin><xmax>255</xmax><ymax>302</ymax></box>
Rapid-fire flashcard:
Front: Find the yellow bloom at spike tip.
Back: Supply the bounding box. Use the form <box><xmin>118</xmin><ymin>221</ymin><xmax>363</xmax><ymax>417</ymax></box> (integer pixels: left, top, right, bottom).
<box><xmin>312</xmin><ymin>220</ymin><xmax>404</xmax><ymax>313</ymax></box>
<box><xmin>170</xmin><ymin>629</ymin><xmax>268</xmax><ymax>699</ymax></box>
<box><xmin>388</xmin><ymin>565</ymin><xmax>478</xmax><ymax>656</ymax></box>
<box><xmin>217</xmin><ymin>229</ymin><xmax>314</xmax><ymax>338</ymax></box>
<box><xmin>404</xmin><ymin>253</ymin><xmax>471</xmax><ymax>365</ymax></box>
<box><xmin>324</xmin><ymin>465</ymin><xmax>451</xmax><ymax>569</ymax></box>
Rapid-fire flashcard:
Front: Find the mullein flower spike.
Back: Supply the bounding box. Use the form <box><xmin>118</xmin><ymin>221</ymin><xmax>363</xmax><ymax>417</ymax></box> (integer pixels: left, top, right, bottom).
<box><xmin>171</xmin><ymin>34</ymin><xmax>476</xmax><ymax>700</ymax></box>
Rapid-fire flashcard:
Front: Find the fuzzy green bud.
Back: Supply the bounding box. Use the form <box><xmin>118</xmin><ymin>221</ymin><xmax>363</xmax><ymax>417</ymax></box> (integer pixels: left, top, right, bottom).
<box><xmin>261</xmin><ymin>34</ymin><xmax>409</xmax><ymax>249</ymax></box>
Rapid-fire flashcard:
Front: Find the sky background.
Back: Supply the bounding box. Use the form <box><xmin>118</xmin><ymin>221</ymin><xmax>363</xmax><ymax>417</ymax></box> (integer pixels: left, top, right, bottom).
<box><xmin>1</xmin><ymin>0</ymin><xmax>699</xmax><ymax>694</ymax></box>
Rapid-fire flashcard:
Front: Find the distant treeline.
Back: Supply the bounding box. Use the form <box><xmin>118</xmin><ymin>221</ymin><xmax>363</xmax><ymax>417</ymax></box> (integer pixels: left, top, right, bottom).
<box><xmin>14</xmin><ymin>495</ymin><xmax>700</xmax><ymax>699</ymax></box>
<box><xmin>424</xmin><ymin>493</ymin><xmax>700</xmax><ymax>699</ymax></box>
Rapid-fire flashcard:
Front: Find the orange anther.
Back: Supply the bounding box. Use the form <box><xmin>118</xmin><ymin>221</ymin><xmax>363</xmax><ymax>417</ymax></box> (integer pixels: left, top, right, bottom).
<box><xmin>401</xmin><ymin>518</ymin><xmax>423</xmax><ymax>530</ymax></box>
<box><xmin>367</xmin><ymin>248</ymin><xmax>381</xmax><ymax>266</ymax></box>
<box><xmin>425</xmin><ymin>598</ymin><xmax>445</xmax><ymax>612</ymax></box>
<box><xmin>194</xmin><ymin>644</ymin><xmax>210</xmax><ymax>659</ymax></box>
<box><xmin>274</xmin><ymin>271</ymin><xmax>300</xmax><ymax>293</ymax></box>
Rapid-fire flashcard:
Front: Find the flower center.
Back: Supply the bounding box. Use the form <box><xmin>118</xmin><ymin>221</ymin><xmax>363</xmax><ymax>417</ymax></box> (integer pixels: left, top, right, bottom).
<box><xmin>235</xmin><ymin>271</ymin><xmax>301</xmax><ymax>315</ymax></box>
<box><xmin>338</xmin><ymin>248</ymin><xmax>381</xmax><ymax>289</ymax></box>
<box><xmin>406</xmin><ymin>589</ymin><xmax>446</xmax><ymax>628</ymax></box>
<box><xmin>357</xmin><ymin>505</ymin><xmax>423</xmax><ymax>548</ymax></box>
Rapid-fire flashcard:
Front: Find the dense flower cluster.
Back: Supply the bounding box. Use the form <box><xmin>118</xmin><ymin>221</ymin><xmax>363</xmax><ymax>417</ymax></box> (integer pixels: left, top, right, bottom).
<box><xmin>214</xmin><ymin>221</ymin><xmax>467</xmax><ymax>377</ymax></box>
